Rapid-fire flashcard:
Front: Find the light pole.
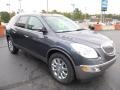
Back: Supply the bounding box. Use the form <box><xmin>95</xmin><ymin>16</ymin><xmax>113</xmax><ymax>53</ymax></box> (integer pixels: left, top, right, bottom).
<box><xmin>84</xmin><ymin>7</ymin><xmax>87</xmax><ymax>20</ymax></box>
<box><xmin>71</xmin><ymin>3</ymin><xmax>75</xmax><ymax>19</ymax></box>
<box><xmin>47</xmin><ymin>0</ymin><xmax>48</xmax><ymax>13</ymax></box>
<box><xmin>18</xmin><ymin>0</ymin><xmax>22</xmax><ymax>13</ymax></box>
<box><xmin>6</xmin><ymin>0</ymin><xmax>11</xmax><ymax>13</ymax></box>
<box><xmin>71</xmin><ymin>3</ymin><xmax>75</xmax><ymax>12</ymax></box>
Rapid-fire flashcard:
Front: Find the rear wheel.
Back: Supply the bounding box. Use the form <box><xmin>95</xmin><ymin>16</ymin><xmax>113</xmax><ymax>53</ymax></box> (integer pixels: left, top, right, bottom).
<box><xmin>49</xmin><ymin>53</ymin><xmax>75</xmax><ymax>84</ymax></box>
<box><xmin>7</xmin><ymin>37</ymin><xmax>19</xmax><ymax>54</ymax></box>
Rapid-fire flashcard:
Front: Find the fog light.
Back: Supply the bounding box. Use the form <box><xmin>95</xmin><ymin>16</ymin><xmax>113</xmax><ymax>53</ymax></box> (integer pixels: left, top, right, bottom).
<box><xmin>81</xmin><ymin>65</ymin><xmax>89</xmax><ymax>72</ymax></box>
<box><xmin>80</xmin><ymin>65</ymin><xmax>101</xmax><ymax>72</ymax></box>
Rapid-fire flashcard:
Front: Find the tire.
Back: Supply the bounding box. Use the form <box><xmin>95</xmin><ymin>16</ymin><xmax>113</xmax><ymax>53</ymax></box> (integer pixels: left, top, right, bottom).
<box><xmin>7</xmin><ymin>37</ymin><xmax>19</xmax><ymax>54</ymax></box>
<box><xmin>49</xmin><ymin>53</ymin><xmax>75</xmax><ymax>84</ymax></box>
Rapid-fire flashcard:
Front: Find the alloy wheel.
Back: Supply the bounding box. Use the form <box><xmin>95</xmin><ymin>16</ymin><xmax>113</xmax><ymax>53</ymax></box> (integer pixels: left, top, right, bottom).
<box><xmin>51</xmin><ymin>58</ymin><xmax>68</xmax><ymax>80</ymax></box>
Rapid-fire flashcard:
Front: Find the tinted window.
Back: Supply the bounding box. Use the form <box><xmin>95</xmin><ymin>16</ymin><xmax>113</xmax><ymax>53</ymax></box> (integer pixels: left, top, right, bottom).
<box><xmin>15</xmin><ymin>16</ymin><xmax>28</xmax><ymax>28</ymax></box>
<box><xmin>27</xmin><ymin>17</ymin><xmax>43</xmax><ymax>30</ymax></box>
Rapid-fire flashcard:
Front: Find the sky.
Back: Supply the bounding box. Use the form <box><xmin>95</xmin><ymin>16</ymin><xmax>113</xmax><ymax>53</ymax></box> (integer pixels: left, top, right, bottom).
<box><xmin>0</xmin><ymin>0</ymin><xmax>120</xmax><ymax>14</ymax></box>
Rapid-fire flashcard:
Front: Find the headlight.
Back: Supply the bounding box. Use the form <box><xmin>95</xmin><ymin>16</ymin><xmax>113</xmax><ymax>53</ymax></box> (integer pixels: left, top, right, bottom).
<box><xmin>71</xmin><ymin>43</ymin><xmax>98</xmax><ymax>58</ymax></box>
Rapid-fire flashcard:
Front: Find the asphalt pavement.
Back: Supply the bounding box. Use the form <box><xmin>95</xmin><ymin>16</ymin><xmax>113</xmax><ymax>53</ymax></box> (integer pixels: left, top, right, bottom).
<box><xmin>0</xmin><ymin>31</ymin><xmax>120</xmax><ymax>90</ymax></box>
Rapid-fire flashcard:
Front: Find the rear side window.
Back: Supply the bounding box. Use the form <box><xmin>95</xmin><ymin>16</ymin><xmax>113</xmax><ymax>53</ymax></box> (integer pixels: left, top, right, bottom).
<box><xmin>15</xmin><ymin>16</ymin><xmax>28</xmax><ymax>28</ymax></box>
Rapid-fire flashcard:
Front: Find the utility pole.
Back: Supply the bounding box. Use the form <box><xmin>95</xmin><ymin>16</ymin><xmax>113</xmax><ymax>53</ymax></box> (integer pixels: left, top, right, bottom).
<box><xmin>18</xmin><ymin>0</ymin><xmax>22</xmax><ymax>13</ymax></box>
<box><xmin>84</xmin><ymin>7</ymin><xmax>87</xmax><ymax>20</ymax></box>
<box><xmin>71</xmin><ymin>3</ymin><xmax>75</xmax><ymax>19</ymax></box>
<box><xmin>47</xmin><ymin>0</ymin><xmax>48</xmax><ymax>13</ymax></box>
<box><xmin>71</xmin><ymin>3</ymin><xmax>75</xmax><ymax>12</ymax></box>
<box><xmin>6</xmin><ymin>0</ymin><xmax>11</xmax><ymax>12</ymax></box>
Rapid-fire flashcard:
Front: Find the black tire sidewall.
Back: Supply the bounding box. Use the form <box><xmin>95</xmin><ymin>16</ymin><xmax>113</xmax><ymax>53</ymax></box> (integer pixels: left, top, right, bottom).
<box><xmin>7</xmin><ymin>37</ymin><xmax>18</xmax><ymax>54</ymax></box>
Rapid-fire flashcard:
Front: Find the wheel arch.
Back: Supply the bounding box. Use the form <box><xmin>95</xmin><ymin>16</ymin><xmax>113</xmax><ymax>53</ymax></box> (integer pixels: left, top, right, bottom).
<box><xmin>6</xmin><ymin>35</ymin><xmax>10</xmax><ymax>39</ymax></box>
<box><xmin>47</xmin><ymin>48</ymin><xmax>76</xmax><ymax>71</ymax></box>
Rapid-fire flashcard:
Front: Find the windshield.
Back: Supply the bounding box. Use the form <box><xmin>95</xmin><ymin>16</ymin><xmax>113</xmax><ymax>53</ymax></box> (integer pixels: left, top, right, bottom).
<box><xmin>43</xmin><ymin>15</ymin><xmax>82</xmax><ymax>33</ymax></box>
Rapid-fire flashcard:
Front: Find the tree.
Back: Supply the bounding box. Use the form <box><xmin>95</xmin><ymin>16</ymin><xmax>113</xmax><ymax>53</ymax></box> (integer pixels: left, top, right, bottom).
<box><xmin>51</xmin><ymin>10</ymin><xmax>58</xmax><ymax>14</ymax></box>
<box><xmin>41</xmin><ymin>10</ymin><xmax>46</xmax><ymax>13</ymax></box>
<box><xmin>39</xmin><ymin>9</ymin><xmax>91</xmax><ymax>20</ymax></box>
<box><xmin>73</xmin><ymin>8</ymin><xmax>83</xmax><ymax>20</ymax></box>
<box><xmin>84</xmin><ymin>13</ymin><xmax>90</xmax><ymax>19</ymax></box>
<box><xmin>62</xmin><ymin>12</ymin><xmax>72</xmax><ymax>19</ymax></box>
<box><xmin>0</xmin><ymin>11</ymin><xmax>10</xmax><ymax>23</ymax></box>
<box><xmin>10</xmin><ymin>11</ymin><xmax>16</xmax><ymax>18</ymax></box>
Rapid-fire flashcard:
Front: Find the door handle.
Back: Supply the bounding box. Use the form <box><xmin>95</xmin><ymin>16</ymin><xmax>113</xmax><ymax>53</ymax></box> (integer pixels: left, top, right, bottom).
<box><xmin>24</xmin><ymin>35</ymin><xmax>29</xmax><ymax>38</ymax></box>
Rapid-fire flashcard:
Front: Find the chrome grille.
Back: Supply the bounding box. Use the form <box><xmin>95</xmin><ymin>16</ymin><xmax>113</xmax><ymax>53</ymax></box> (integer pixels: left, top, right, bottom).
<box><xmin>102</xmin><ymin>46</ymin><xmax>114</xmax><ymax>54</ymax></box>
<box><xmin>101</xmin><ymin>42</ymin><xmax>115</xmax><ymax>56</ymax></box>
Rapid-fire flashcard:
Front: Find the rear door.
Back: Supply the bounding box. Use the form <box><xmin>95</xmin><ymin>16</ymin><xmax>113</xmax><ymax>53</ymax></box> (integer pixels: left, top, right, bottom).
<box><xmin>14</xmin><ymin>16</ymin><xmax>29</xmax><ymax>47</ymax></box>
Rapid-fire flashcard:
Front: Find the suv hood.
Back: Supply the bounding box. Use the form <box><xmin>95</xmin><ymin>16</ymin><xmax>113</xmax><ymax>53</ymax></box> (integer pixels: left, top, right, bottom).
<box><xmin>57</xmin><ymin>30</ymin><xmax>112</xmax><ymax>47</ymax></box>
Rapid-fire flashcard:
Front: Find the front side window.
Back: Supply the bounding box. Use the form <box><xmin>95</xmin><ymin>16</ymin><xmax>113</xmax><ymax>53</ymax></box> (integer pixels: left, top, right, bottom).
<box><xmin>27</xmin><ymin>17</ymin><xmax>43</xmax><ymax>30</ymax></box>
<box><xmin>43</xmin><ymin>15</ymin><xmax>81</xmax><ymax>33</ymax></box>
<box><xmin>15</xmin><ymin>16</ymin><xmax>28</xmax><ymax>28</ymax></box>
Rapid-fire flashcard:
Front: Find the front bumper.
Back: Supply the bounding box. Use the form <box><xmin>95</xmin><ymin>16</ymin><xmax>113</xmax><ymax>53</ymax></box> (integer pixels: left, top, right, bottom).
<box><xmin>75</xmin><ymin>57</ymin><xmax>116</xmax><ymax>80</ymax></box>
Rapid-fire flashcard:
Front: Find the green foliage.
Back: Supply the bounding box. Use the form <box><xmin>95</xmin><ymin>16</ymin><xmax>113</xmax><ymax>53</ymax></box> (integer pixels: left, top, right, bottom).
<box><xmin>0</xmin><ymin>11</ymin><xmax>10</xmax><ymax>23</ymax></box>
<box><xmin>106</xmin><ymin>14</ymin><xmax>120</xmax><ymax>20</ymax></box>
<box><xmin>73</xmin><ymin>8</ymin><xmax>83</xmax><ymax>20</ymax></box>
<box><xmin>62</xmin><ymin>13</ymin><xmax>72</xmax><ymax>19</ymax></box>
<box><xmin>10</xmin><ymin>12</ymin><xmax>16</xmax><ymax>18</ymax></box>
<box><xmin>41</xmin><ymin>9</ymin><xmax>120</xmax><ymax>21</ymax></box>
<box><xmin>41</xmin><ymin>10</ymin><xmax>47</xmax><ymax>13</ymax></box>
<box><xmin>48</xmin><ymin>9</ymin><xmax>90</xmax><ymax>20</ymax></box>
<box><xmin>51</xmin><ymin>10</ymin><xmax>59</xmax><ymax>14</ymax></box>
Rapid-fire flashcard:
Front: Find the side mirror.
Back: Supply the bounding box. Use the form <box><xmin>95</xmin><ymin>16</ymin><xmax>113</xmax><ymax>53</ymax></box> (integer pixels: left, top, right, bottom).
<box><xmin>39</xmin><ymin>27</ymin><xmax>48</xmax><ymax>33</ymax></box>
<box><xmin>89</xmin><ymin>25</ymin><xmax>95</xmax><ymax>30</ymax></box>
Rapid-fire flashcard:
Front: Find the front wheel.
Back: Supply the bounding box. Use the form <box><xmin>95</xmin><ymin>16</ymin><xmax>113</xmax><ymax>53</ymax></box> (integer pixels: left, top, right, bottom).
<box><xmin>7</xmin><ymin>37</ymin><xmax>19</xmax><ymax>54</ymax></box>
<box><xmin>49</xmin><ymin>53</ymin><xmax>75</xmax><ymax>84</ymax></box>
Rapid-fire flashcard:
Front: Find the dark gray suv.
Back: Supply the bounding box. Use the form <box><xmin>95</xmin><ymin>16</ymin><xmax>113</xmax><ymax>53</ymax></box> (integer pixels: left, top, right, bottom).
<box><xmin>6</xmin><ymin>14</ymin><xmax>116</xmax><ymax>84</ymax></box>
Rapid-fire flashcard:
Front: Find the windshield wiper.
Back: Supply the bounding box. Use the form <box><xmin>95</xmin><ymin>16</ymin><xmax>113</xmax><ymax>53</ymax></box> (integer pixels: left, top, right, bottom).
<box><xmin>56</xmin><ymin>28</ymin><xmax>87</xmax><ymax>33</ymax></box>
<box><xmin>56</xmin><ymin>31</ymin><xmax>72</xmax><ymax>33</ymax></box>
<box><xmin>75</xmin><ymin>28</ymin><xmax>87</xmax><ymax>31</ymax></box>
